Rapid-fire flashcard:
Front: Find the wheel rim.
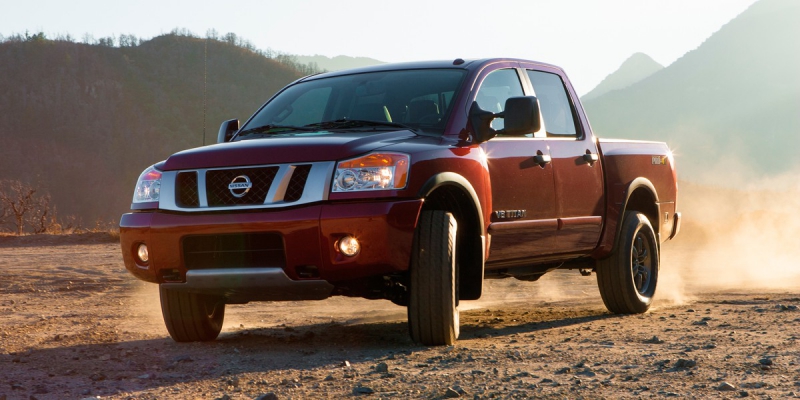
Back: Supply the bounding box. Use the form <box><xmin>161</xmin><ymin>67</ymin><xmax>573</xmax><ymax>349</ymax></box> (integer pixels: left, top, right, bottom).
<box><xmin>631</xmin><ymin>232</ymin><xmax>653</xmax><ymax>295</ymax></box>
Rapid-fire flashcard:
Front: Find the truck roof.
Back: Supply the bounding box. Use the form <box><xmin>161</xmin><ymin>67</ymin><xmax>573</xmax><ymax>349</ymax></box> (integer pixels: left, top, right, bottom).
<box><xmin>299</xmin><ymin>58</ymin><xmax>562</xmax><ymax>82</ymax></box>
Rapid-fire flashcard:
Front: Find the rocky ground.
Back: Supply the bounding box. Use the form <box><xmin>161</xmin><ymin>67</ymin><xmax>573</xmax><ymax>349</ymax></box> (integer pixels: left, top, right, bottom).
<box><xmin>1</xmin><ymin>232</ymin><xmax>799</xmax><ymax>399</ymax></box>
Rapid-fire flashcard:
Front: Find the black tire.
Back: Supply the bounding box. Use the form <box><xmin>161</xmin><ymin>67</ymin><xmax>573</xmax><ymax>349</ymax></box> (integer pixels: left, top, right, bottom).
<box><xmin>160</xmin><ymin>287</ymin><xmax>225</xmax><ymax>342</ymax></box>
<box><xmin>408</xmin><ymin>210</ymin><xmax>459</xmax><ymax>345</ymax></box>
<box><xmin>596</xmin><ymin>211</ymin><xmax>659</xmax><ymax>314</ymax></box>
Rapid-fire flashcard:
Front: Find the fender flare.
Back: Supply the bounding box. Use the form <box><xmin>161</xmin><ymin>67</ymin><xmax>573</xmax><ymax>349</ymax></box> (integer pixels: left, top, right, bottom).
<box><xmin>418</xmin><ymin>172</ymin><xmax>485</xmax><ymax>231</ymax></box>
<box><xmin>612</xmin><ymin>177</ymin><xmax>660</xmax><ymax>250</ymax></box>
<box><xmin>594</xmin><ymin>177</ymin><xmax>661</xmax><ymax>258</ymax></box>
<box><xmin>418</xmin><ymin>171</ymin><xmax>486</xmax><ymax>300</ymax></box>
<box><xmin>622</xmin><ymin>177</ymin><xmax>660</xmax><ymax>206</ymax></box>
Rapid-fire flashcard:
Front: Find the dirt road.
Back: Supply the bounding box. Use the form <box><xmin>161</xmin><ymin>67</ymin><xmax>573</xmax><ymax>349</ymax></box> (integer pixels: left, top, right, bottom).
<box><xmin>1</xmin><ymin>232</ymin><xmax>799</xmax><ymax>399</ymax></box>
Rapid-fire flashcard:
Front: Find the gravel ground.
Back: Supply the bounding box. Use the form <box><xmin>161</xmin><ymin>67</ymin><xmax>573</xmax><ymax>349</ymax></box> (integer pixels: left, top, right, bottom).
<box><xmin>1</xmin><ymin>233</ymin><xmax>799</xmax><ymax>399</ymax></box>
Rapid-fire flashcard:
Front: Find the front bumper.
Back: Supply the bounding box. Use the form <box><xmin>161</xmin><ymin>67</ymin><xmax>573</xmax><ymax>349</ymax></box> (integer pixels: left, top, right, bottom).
<box><xmin>161</xmin><ymin>268</ymin><xmax>335</xmax><ymax>303</ymax></box>
<box><xmin>120</xmin><ymin>199</ymin><xmax>424</xmax><ymax>297</ymax></box>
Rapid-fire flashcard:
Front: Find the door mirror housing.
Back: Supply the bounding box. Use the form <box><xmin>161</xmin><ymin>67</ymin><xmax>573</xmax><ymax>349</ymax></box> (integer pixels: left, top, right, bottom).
<box><xmin>217</xmin><ymin>119</ymin><xmax>239</xmax><ymax>143</ymax></box>
<box><xmin>501</xmin><ymin>96</ymin><xmax>541</xmax><ymax>136</ymax></box>
<box><xmin>469</xmin><ymin>96</ymin><xmax>541</xmax><ymax>143</ymax></box>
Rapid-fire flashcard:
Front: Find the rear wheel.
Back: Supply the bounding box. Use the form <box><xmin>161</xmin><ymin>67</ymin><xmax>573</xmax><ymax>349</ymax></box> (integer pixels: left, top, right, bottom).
<box><xmin>596</xmin><ymin>211</ymin><xmax>659</xmax><ymax>314</ymax></box>
<box><xmin>160</xmin><ymin>287</ymin><xmax>225</xmax><ymax>342</ymax></box>
<box><xmin>408</xmin><ymin>210</ymin><xmax>459</xmax><ymax>345</ymax></box>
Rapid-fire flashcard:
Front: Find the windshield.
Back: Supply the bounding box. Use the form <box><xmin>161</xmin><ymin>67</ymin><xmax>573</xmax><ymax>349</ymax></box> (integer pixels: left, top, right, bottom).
<box><xmin>239</xmin><ymin>69</ymin><xmax>467</xmax><ymax>138</ymax></box>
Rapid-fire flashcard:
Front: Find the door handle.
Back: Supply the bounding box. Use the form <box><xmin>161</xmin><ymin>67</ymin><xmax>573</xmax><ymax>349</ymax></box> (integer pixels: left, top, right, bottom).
<box><xmin>533</xmin><ymin>154</ymin><xmax>552</xmax><ymax>166</ymax></box>
<box><xmin>583</xmin><ymin>152</ymin><xmax>598</xmax><ymax>165</ymax></box>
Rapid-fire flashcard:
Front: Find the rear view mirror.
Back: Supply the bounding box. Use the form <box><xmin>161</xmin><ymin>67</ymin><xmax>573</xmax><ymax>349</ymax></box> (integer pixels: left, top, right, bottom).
<box><xmin>217</xmin><ymin>119</ymin><xmax>239</xmax><ymax>143</ymax></box>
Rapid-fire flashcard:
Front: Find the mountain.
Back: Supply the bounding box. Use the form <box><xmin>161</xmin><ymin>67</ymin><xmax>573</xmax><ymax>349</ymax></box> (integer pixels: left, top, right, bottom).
<box><xmin>583</xmin><ymin>0</ymin><xmax>800</xmax><ymax>185</ymax></box>
<box><xmin>581</xmin><ymin>53</ymin><xmax>663</xmax><ymax>101</ymax></box>
<box><xmin>294</xmin><ymin>54</ymin><xmax>384</xmax><ymax>71</ymax></box>
<box><xmin>0</xmin><ymin>34</ymin><xmax>305</xmax><ymax>227</ymax></box>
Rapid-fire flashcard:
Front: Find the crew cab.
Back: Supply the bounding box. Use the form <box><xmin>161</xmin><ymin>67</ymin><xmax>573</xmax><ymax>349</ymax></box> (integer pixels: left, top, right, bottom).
<box><xmin>120</xmin><ymin>58</ymin><xmax>681</xmax><ymax>345</ymax></box>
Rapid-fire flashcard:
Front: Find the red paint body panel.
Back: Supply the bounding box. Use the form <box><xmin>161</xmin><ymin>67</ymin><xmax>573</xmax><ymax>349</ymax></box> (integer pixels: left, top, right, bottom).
<box><xmin>482</xmin><ymin>137</ymin><xmax>557</xmax><ymax>260</ymax></box>
<box><xmin>163</xmin><ymin>130</ymin><xmax>417</xmax><ymax>171</ymax></box>
<box><xmin>121</xmin><ymin>206</ymin><xmax>323</xmax><ymax>282</ymax></box>
<box><xmin>592</xmin><ymin>139</ymin><xmax>678</xmax><ymax>258</ymax></box>
<box><xmin>548</xmin><ymin>138</ymin><xmax>605</xmax><ymax>253</ymax></box>
<box><xmin>120</xmin><ymin>212</ymin><xmax>156</xmax><ymax>282</ymax></box>
<box><xmin>120</xmin><ymin>199</ymin><xmax>422</xmax><ymax>285</ymax></box>
<box><xmin>318</xmin><ymin>199</ymin><xmax>423</xmax><ymax>281</ymax></box>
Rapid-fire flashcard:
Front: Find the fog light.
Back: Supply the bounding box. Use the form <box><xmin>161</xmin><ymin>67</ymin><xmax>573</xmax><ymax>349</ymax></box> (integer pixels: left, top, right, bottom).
<box><xmin>338</xmin><ymin>236</ymin><xmax>360</xmax><ymax>257</ymax></box>
<box><xmin>136</xmin><ymin>243</ymin><xmax>149</xmax><ymax>264</ymax></box>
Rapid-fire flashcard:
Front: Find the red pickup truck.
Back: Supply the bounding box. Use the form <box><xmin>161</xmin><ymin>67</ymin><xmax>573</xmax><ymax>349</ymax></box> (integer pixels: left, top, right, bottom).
<box><xmin>120</xmin><ymin>58</ymin><xmax>680</xmax><ymax>345</ymax></box>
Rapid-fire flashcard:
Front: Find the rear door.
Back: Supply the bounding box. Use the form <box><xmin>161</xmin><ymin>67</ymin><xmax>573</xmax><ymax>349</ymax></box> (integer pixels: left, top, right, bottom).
<box><xmin>477</xmin><ymin>67</ymin><xmax>559</xmax><ymax>263</ymax></box>
<box><xmin>525</xmin><ymin>68</ymin><xmax>604</xmax><ymax>253</ymax></box>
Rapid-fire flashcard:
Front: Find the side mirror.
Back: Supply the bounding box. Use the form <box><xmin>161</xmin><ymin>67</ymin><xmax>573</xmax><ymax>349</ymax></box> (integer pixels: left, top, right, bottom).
<box><xmin>469</xmin><ymin>102</ymin><xmax>498</xmax><ymax>143</ymax></box>
<box><xmin>500</xmin><ymin>96</ymin><xmax>541</xmax><ymax>136</ymax></box>
<box><xmin>217</xmin><ymin>119</ymin><xmax>239</xmax><ymax>143</ymax></box>
<box><xmin>469</xmin><ymin>96</ymin><xmax>541</xmax><ymax>143</ymax></box>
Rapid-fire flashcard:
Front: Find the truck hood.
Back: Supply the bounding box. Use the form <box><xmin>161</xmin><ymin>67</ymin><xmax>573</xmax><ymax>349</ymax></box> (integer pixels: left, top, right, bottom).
<box><xmin>162</xmin><ymin>130</ymin><xmax>417</xmax><ymax>170</ymax></box>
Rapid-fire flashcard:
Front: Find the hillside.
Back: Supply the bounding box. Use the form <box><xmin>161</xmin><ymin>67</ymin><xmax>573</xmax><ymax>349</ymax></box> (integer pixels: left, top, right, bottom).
<box><xmin>0</xmin><ymin>34</ymin><xmax>304</xmax><ymax>226</ymax></box>
<box><xmin>583</xmin><ymin>0</ymin><xmax>800</xmax><ymax>185</ymax></box>
<box><xmin>294</xmin><ymin>54</ymin><xmax>384</xmax><ymax>71</ymax></box>
<box><xmin>581</xmin><ymin>53</ymin><xmax>663</xmax><ymax>101</ymax></box>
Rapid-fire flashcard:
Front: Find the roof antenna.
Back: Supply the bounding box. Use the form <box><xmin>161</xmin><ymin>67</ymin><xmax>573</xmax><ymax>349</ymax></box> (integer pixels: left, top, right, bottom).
<box><xmin>202</xmin><ymin>37</ymin><xmax>208</xmax><ymax>146</ymax></box>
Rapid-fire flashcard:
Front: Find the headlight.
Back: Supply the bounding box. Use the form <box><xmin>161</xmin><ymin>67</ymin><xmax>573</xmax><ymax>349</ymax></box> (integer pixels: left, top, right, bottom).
<box><xmin>332</xmin><ymin>152</ymin><xmax>410</xmax><ymax>192</ymax></box>
<box><xmin>133</xmin><ymin>165</ymin><xmax>162</xmax><ymax>203</ymax></box>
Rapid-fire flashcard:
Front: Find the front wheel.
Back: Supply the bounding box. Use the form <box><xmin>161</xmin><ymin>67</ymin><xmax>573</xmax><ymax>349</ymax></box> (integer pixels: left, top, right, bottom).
<box><xmin>408</xmin><ymin>210</ymin><xmax>459</xmax><ymax>346</ymax></box>
<box><xmin>160</xmin><ymin>287</ymin><xmax>225</xmax><ymax>342</ymax></box>
<box><xmin>596</xmin><ymin>211</ymin><xmax>659</xmax><ymax>314</ymax></box>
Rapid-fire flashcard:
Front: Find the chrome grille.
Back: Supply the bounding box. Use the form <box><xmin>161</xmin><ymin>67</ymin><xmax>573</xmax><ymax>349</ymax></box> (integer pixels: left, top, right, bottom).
<box><xmin>284</xmin><ymin>165</ymin><xmax>311</xmax><ymax>202</ymax></box>
<box><xmin>161</xmin><ymin>161</ymin><xmax>334</xmax><ymax>212</ymax></box>
<box><xmin>206</xmin><ymin>167</ymin><xmax>278</xmax><ymax>206</ymax></box>
<box><xmin>175</xmin><ymin>172</ymin><xmax>200</xmax><ymax>207</ymax></box>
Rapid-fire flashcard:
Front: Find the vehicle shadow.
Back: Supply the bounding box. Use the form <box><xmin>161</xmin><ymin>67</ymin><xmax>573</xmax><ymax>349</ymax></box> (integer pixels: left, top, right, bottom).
<box><xmin>2</xmin><ymin>307</ymin><xmax>618</xmax><ymax>398</ymax></box>
<box><xmin>459</xmin><ymin>307</ymin><xmax>616</xmax><ymax>341</ymax></box>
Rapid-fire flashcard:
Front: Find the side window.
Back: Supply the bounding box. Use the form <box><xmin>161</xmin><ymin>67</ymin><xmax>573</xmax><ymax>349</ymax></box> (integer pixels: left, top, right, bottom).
<box><xmin>475</xmin><ymin>69</ymin><xmax>524</xmax><ymax>130</ymax></box>
<box><xmin>527</xmin><ymin>70</ymin><xmax>578</xmax><ymax>137</ymax></box>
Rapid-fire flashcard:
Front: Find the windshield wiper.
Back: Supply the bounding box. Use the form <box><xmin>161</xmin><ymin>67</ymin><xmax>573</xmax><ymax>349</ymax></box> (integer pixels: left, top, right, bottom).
<box><xmin>304</xmin><ymin>119</ymin><xmax>418</xmax><ymax>133</ymax></box>
<box><xmin>235</xmin><ymin>124</ymin><xmax>317</xmax><ymax>139</ymax></box>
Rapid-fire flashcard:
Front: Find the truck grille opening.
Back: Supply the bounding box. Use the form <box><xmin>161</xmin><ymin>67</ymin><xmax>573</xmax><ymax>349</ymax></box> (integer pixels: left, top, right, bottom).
<box><xmin>175</xmin><ymin>172</ymin><xmax>200</xmax><ymax>207</ymax></box>
<box><xmin>182</xmin><ymin>233</ymin><xmax>286</xmax><ymax>270</ymax></box>
<box><xmin>206</xmin><ymin>167</ymin><xmax>279</xmax><ymax>206</ymax></box>
<box><xmin>284</xmin><ymin>165</ymin><xmax>312</xmax><ymax>202</ymax></box>
<box><xmin>171</xmin><ymin>163</ymin><xmax>323</xmax><ymax>209</ymax></box>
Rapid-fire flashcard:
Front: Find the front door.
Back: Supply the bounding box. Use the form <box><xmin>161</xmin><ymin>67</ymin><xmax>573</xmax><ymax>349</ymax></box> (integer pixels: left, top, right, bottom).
<box><xmin>477</xmin><ymin>68</ymin><xmax>559</xmax><ymax>263</ymax></box>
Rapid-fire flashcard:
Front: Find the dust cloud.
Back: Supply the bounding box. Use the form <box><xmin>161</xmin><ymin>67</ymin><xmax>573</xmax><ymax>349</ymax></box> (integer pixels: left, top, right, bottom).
<box><xmin>462</xmin><ymin>270</ymin><xmax>601</xmax><ymax>312</ymax></box>
<box><xmin>122</xmin><ymin>282</ymin><xmax>169</xmax><ymax>336</ymax></box>
<box><xmin>470</xmin><ymin>166</ymin><xmax>800</xmax><ymax>311</ymax></box>
<box><xmin>658</xmin><ymin>170</ymin><xmax>800</xmax><ymax>305</ymax></box>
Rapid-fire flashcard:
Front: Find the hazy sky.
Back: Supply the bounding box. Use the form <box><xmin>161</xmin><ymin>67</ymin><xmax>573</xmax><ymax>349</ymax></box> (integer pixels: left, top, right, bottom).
<box><xmin>2</xmin><ymin>0</ymin><xmax>758</xmax><ymax>94</ymax></box>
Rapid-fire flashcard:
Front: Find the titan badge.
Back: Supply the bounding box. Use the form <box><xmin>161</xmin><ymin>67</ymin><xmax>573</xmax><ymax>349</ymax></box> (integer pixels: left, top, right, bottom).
<box><xmin>493</xmin><ymin>210</ymin><xmax>527</xmax><ymax>219</ymax></box>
